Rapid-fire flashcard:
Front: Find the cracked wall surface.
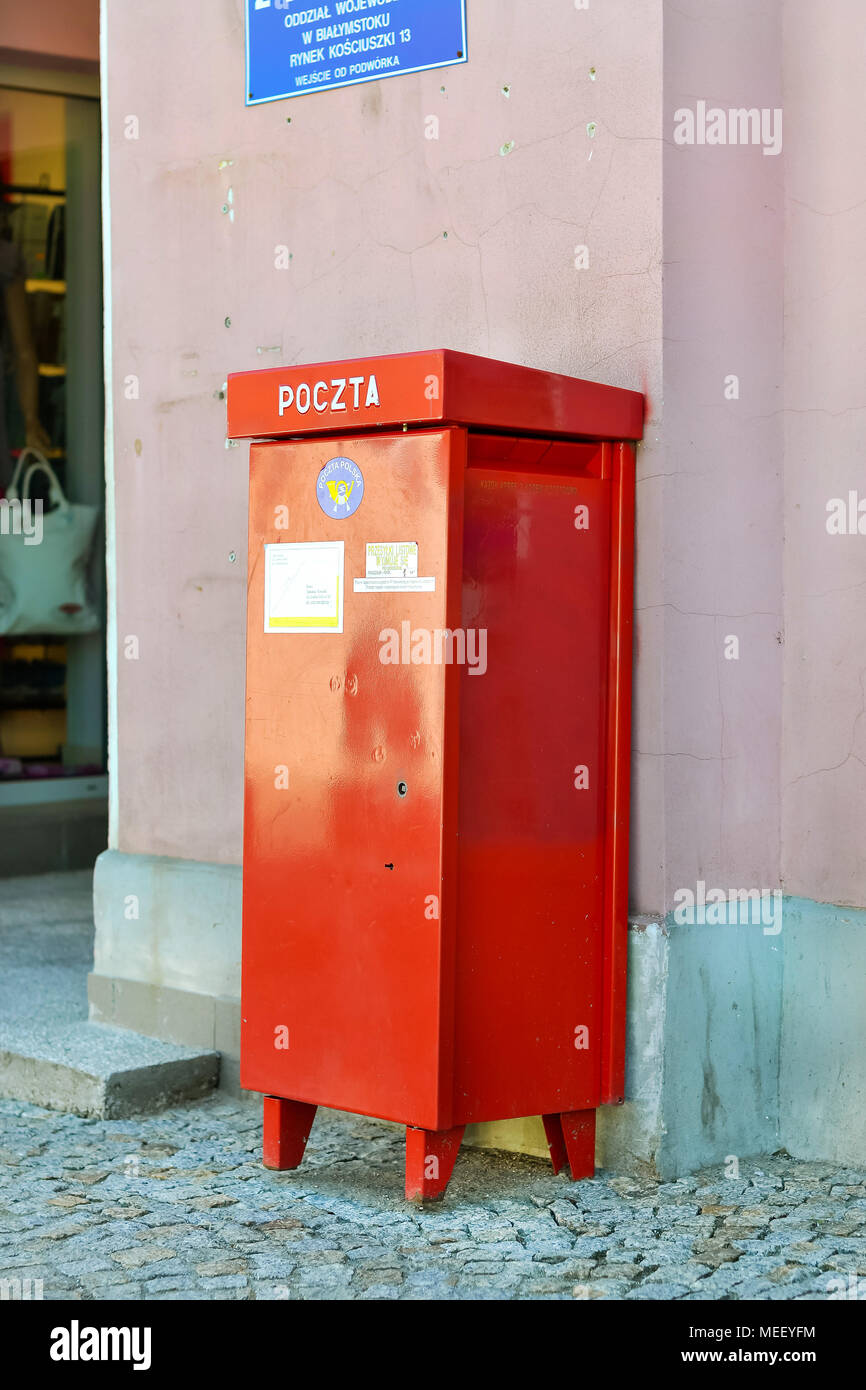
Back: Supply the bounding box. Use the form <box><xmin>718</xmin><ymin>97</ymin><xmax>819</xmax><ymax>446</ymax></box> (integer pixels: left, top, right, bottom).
<box><xmin>654</xmin><ymin>0</ymin><xmax>866</xmax><ymax>1174</ymax></box>
<box><xmin>781</xmin><ymin>0</ymin><xmax>866</xmax><ymax>910</ymax></box>
<box><xmin>661</xmin><ymin>0</ymin><xmax>785</xmax><ymax>912</ymax></box>
<box><xmin>104</xmin><ymin>0</ymin><xmax>664</xmax><ymax>869</ymax></box>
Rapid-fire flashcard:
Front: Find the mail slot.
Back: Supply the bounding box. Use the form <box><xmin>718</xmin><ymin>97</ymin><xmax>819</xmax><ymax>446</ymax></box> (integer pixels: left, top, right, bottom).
<box><xmin>227</xmin><ymin>350</ymin><xmax>642</xmax><ymax>1199</ymax></box>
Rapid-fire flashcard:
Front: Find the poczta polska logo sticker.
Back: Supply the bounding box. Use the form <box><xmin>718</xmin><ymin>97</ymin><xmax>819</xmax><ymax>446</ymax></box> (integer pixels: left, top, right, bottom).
<box><xmin>316</xmin><ymin>457</ymin><xmax>364</xmax><ymax>519</ymax></box>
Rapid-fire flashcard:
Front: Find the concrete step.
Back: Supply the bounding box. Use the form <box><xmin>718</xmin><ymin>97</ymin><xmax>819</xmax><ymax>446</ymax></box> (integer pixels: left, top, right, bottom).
<box><xmin>0</xmin><ymin>870</ymin><xmax>220</xmax><ymax>1117</ymax></box>
<box><xmin>0</xmin><ymin>1019</ymin><xmax>219</xmax><ymax>1118</ymax></box>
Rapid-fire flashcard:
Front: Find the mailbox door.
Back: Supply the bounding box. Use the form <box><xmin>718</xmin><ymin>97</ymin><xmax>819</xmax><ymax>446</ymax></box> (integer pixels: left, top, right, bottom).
<box><xmin>454</xmin><ymin>436</ymin><xmax>612</xmax><ymax>1123</ymax></box>
<box><xmin>241</xmin><ymin>428</ymin><xmax>465</xmax><ymax>1131</ymax></box>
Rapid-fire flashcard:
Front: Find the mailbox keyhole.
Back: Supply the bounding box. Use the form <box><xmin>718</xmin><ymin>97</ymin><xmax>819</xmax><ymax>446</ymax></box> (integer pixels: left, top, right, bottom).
<box><xmin>385</xmin><ymin>863</ymin><xmax>395</xmax><ymax>871</ymax></box>
<box><xmin>397</xmin><ymin>781</ymin><xmax>408</xmax><ymax>798</ymax></box>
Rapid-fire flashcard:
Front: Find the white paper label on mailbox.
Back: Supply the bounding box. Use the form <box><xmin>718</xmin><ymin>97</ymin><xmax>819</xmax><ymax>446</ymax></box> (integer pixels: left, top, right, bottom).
<box><xmin>355</xmin><ymin>540</ymin><xmax>434</xmax><ymax>593</ymax></box>
<box><xmin>365</xmin><ymin>542</ymin><xmax>419</xmax><ymax>578</ymax></box>
<box><xmin>264</xmin><ymin>541</ymin><xmax>343</xmax><ymax>634</ymax></box>
<box><xmin>353</xmin><ymin>576</ymin><xmax>436</xmax><ymax>593</ymax></box>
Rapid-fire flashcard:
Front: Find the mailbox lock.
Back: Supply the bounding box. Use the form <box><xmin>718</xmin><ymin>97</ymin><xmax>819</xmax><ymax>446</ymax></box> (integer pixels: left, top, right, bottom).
<box><xmin>396</xmin><ymin>781</ymin><xmax>408</xmax><ymax>798</ymax></box>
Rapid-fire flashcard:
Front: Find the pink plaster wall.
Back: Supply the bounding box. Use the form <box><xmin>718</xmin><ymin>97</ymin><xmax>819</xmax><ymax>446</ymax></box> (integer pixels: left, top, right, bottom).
<box><xmin>781</xmin><ymin>1</ymin><xmax>866</xmax><ymax>908</ymax></box>
<box><xmin>661</xmin><ymin>1</ymin><xmax>785</xmax><ymax>906</ymax></box>
<box><xmin>105</xmin><ymin>0</ymin><xmax>664</xmax><ymax>871</ymax></box>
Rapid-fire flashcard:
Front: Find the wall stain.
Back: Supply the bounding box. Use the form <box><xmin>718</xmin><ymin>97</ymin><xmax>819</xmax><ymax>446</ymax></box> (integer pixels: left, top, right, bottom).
<box><xmin>699</xmin><ymin>965</ymin><xmax>724</xmax><ymax>1136</ymax></box>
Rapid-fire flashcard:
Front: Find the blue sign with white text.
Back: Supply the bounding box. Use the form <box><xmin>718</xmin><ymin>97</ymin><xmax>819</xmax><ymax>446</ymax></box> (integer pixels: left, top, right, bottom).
<box><xmin>245</xmin><ymin>0</ymin><xmax>468</xmax><ymax>104</ymax></box>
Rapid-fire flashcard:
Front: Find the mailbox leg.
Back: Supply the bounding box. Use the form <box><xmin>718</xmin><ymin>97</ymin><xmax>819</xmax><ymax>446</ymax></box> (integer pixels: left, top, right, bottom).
<box><xmin>262</xmin><ymin>1095</ymin><xmax>317</xmax><ymax>1171</ymax></box>
<box><xmin>405</xmin><ymin>1124</ymin><xmax>465</xmax><ymax>1201</ymax></box>
<box><xmin>542</xmin><ymin>1112</ymin><xmax>568</xmax><ymax>1175</ymax></box>
<box><xmin>542</xmin><ymin>1110</ymin><xmax>596</xmax><ymax>1180</ymax></box>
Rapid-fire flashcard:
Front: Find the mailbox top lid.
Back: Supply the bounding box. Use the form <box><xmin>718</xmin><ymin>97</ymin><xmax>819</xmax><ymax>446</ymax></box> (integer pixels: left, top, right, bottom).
<box><xmin>227</xmin><ymin>349</ymin><xmax>644</xmax><ymax>443</ymax></box>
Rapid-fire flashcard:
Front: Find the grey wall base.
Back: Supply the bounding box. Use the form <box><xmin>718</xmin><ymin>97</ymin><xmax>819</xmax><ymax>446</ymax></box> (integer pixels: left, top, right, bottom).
<box><xmin>90</xmin><ymin>851</ymin><xmax>866</xmax><ymax>1176</ymax></box>
<box><xmin>778</xmin><ymin>899</ymin><xmax>866</xmax><ymax>1168</ymax></box>
<box><xmin>597</xmin><ymin>918</ymin><xmax>669</xmax><ymax>1175</ymax></box>
<box><xmin>649</xmin><ymin>897</ymin><xmax>866</xmax><ymax>1178</ymax></box>
<box><xmin>88</xmin><ymin>971</ymin><xmax>248</xmax><ymax>1100</ymax></box>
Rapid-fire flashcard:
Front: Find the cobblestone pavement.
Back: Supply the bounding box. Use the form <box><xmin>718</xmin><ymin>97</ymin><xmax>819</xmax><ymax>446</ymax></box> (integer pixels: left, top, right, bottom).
<box><xmin>1</xmin><ymin>1095</ymin><xmax>864</xmax><ymax>1301</ymax></box>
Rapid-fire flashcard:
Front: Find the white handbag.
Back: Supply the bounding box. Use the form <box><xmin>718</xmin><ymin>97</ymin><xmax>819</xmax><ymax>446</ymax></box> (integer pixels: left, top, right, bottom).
<box><xmin>0</xmin><ymin>448</ymin><xmax>100</xmax><ymax>636</ymax></box>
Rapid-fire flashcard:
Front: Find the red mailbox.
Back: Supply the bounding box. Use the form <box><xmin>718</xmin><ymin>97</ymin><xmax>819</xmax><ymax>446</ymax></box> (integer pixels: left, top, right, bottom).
<box><xmin>228</xmin><ymin>350</ymin><xmax>641</xmax><ymax>1199</ymax></box>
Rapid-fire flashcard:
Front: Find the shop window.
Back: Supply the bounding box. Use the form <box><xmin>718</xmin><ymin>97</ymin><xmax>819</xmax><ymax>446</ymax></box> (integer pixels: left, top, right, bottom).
<box><xmin>0</xmin><ymin>86</ymin><xmax>105</xmax><ymax>796</ymax></box>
